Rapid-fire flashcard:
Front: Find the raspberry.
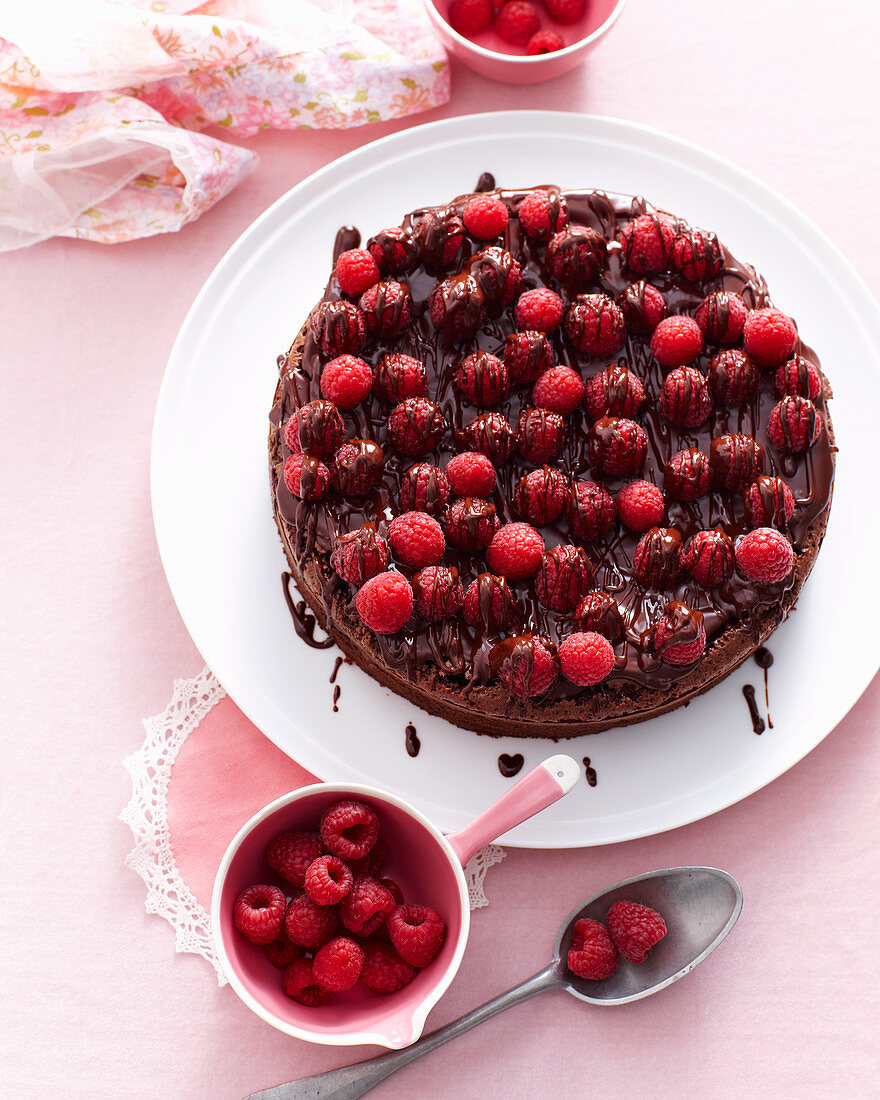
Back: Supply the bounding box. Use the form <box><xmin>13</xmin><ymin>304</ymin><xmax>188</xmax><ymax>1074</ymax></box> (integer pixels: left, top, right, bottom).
<box><xmin>329</xmin><ymin>439</ymin><xmax>384</xmax><ymax>496</ymax></box>
<box><xmin>469</xmin><ymin>246</ymin><xmax>523</xmax><ymax>305</ymax></box>
<box><xmin>284</xmin><ymin>892</ymin><xmax>339</xmax><ymax>950</ymax></box>
<box><xmin>413</xmin><ymin>209</ymin><xmax>464</xmax><ymax>268</ymax></box>
<box><xmin>565</xmin><ymin>293</ymin><xmax>626</xmax><ymax>355</ymax></box>
<box><xmin>355</xmin><ymin>571</ymin><xmax>414</xmax><ymax>633</ymax></box>
<box><xmin>320</xmin><ymin>355</ymin><xmax>373</xmax><ymax>408</ymax></box>
<box><xmin>663</xmin><ymin>447</ymin><xmax>711</xmax><ymax>502</ymax></box>
<box><xmin>304</xmin><ymin>855</ymin><xmax>354</xmax><ymax>906</ymax></box>
<box><xmin>367</xmin><ymin>226</ymin><xmax>415</xmax><ymax>275</ymax></box>
<box><xmin>400</xmin><ymin>462</ymin><xmax>450</xmax><ymax>515</ymax></box>
<box><xmin>619</xmin><ymin>214</ymin><xmax>675</xmax><ymax>274</ymax></box>
<box><xmin>533</xmin><ymin>364</ymin><xmax>585</xmax><ymax>415</ymax></box>
<box><xmin>446</xmin><ymin>451</ymin><xmax>496</xmax><ymax>497</ymax></box>
<box><xmin>670</xmin><ymin>227</ymin><xmax>724</xmax><ymax>282</ymax></box>
<box><xmin>695</xmin><ymin>290</ymin><xmax>747</xmax><ymax>344</ymax></box>
<box><xmin>359</xmin><ymin>280</ymin><xmax>413</xmax><ymax>338</ymax></box>
<box><xmin>496</xmin><ymin>634</ymin><xmax>559</xmax><ymax>697</ymax></box>
<box><xmin>378</xmin><ymin>874</ymin><xmax>403</xmax><ymax>905</ymax></box>
<box><xmin>558</xmin><ymin>631</ymin><xmax>615</xmax><ymax>687</ymax></box>
<box><xmin>545</xmin><ymin>0</ymin><xmax>585</xmax><ymax>20</ymax></box>
<box><xmin>709</xmin><ymin>433</ymin><xmax>765</xmax><ymax>490</ymax></box>
<box><xmin>429</xmin><ymin>275</ymin><xmax>485</xmax><ymax>340</ymax></box>
<box><xmin>633</xmin><ymin>527</ymin><xmax>682</xmax><ymax>588</ymax></box>
<box><xmin>266</xmin><ymin>831</ymin><xmax>321</xmax><ymax>887</ymax></box>
<box><xmin>460</xmin><ymin>411</ymin><xmax>515</xmax><ymax>464</ymax></box>
<box><xmin>360</xmin><ymin>940</ymin><xmax>416</xmax><ymax>994</ymax></box>
<box><xmin>312</xmin><ymin>936</ymin><xmax>365</xmax><ymax>992</ymax></box>
<box><xmin>386</xmin><ymin>398</ymin><xmax>446</xmax><ymax>455</ymax></box>
<box><xmin>652</xmin><ymin>602</ymin><xmax>706</xmax><ymax>665</ymax></box>
<box><xmin>583</xmin><ymin>362</ymin><xmax>646</xmax><ymax>420</ymax></box>
<box><xmin>660</xmin><ymin>365</ymin><xmax>713</xmax><ymax>428</ymax></box>
<box><xmin>606</xmin><ymin>900</ymin><xmax>667</xmax><ymax>963</ymax></box>
<box><xmin>487</xmin><ymin>522</ymin><xmax>545</xmax><ymax>580</ymax></box>
<box><xmin>463</xmin><ymin>573</ymin><xmax>519</xmax><ymax>631</ymax></box>
<box><xmin>448</xmin><ymin>0</ymin><xmax>492</xmax><ymax>34</ymax></box>
<box><xmin>262</xmin><ymin>933</ymin><xmax>301</xmax><ymax>970</ymax></box>
<box><xmin>321</xmin><ymin>799</ymin><xmax>379</xmax><ymax>859</ymax></box>
<box><xmin>495</xmin><ymin>0</ymin><xmax>540</xmax><ymax>45</ymax></box>
<box><xmin>455</xmin><ymin>350</ymin><xmax>510</xmax><ymax>405</ymax></box>
<box><xmin>546</xmin><ymin>226</ymin><xmax>606</xmax><ymax>289</ymax></box>
<box><xmin>650</xmin><ymin>314</ymin><xmax>703</xmax><ymax>368</ymax></box>
<box><xmin>617</xmin><ymin>281</ymin><xmax>667</xmax><ymax>335</ymax></box>
<box><xmin>387</xmin><ymin>905</ymin><xmax>447</xmax><ymax>967</ymax></box>
<box><xmin>518</xmin><ymin>189</ymin><xmax>568</xmax><ymax>240</ymax></box>
<box><xmin>282</xmin><ymin>958</ymin><xmax>331</xmax><ymax>1006</ymax></box>
<box><xmin>443</xmin><ymin>496</ymin><xmax>500</xmax><ymax>550</ymax></box>
<box><xmin>775</xmin><ymin>355</ymin><xmax>822</xmax><ymax>399</ymax></box>
<box><xmin>535</xmin><ymin>544</ymin><xmax>594</xmax><ymax>611</ymax></box>
<box><xmin>331</xmin><ymin>523</ymin><xmax>390</xmax><ymax>584</ymax></box>
<box><xmin>736</xmin><ymin>527</ymin><xmax>794</xmax><ymax>584</ymax></box>
<box><xmin>309</xmin><ymin>300</ymin><xmax>367</xmax><ymax>356</ymax></box>
<box><xmin>463</xmin><ymin>194</ymin><xmax>509</xmax><ymax>239</ymax></box>
<box><xmin>412</xmin><ymin>565</ymin><xmax>464</xmax><ymax>621</ymax></box>
<box><xmin>567</xmin><ymin>918</ymin><xmax>619</xmax><ymax>981</ymax></box>
<box><xmin>516</xmin><ymin>406</ymin><xmax>566</xmax><ymax>463</ymax></box>
<box><xmin>616</xmin><ymin>479</ymin><xmax>664</xmax><ymax>531</ymax></box>
<box><xmin>388</xmin><ymin>511</ymin><xmax>446</xmax><ymax>568</ymax></box>
<box><xmin>340</xmin><ymin>876</ymin><xmax>395</xmax><ymax>936</ymax></box>
<box><xmin>768</xmin><ymin>396</ymin><xmax>822</xmax><ymax>452</ymax></box>
<box><xmin>744</xmin><ymin>475</ymin><xmax>796</xmax><ymax>530</ymax></box>
<box><xmin>707</xmin><ymin>349</ymin><xmax>758</xmax><ymax>406</ymax></box>
<box><xmin>233</xmin><ymin>884</ymin><xmax>287</xmax><ymax>945</ymax></box>
<box><xmin>681</xmin><ymin>528</ymin><xmax>735</xmax><ymax>588</ymax></box>
<box><xmin>284</xmin><ymin>399</ymin><xmax>345</xmax><ymax>458</ymax></box>
<box><xmin>567</xmin><ymin>479</ymin><xmax>616</xmax><ymax>541</ymax></box>
<box><xmin>374</xmin><ymin>352</ymin><xmax>426</xmax><ymax>402</ymax></box>
<box><xmin>588</xmin><ymin>416</ymin><xmax>648</xmax><ymax>477</ymax></box>
<box><xmin>515</xmin><ymin>287</ymin><xmax>564</xmax><ymax>332</ymax></box>
<box><xmin>335</xmin><ymin>248</ymin><xmax>380</xmax><ymax>296</ymax></box>
<box><xmin>743</xmin><ymin>307</ymin><xmax>797</xmax><ymax>367</ymax></box>
<box><xmin>515</xmin><ymin>466</ymin><xmax>569</xmax><ymax>525</ymax></box>
<box><xmin>504</xmin><ymin>330</ymin><xmax>553</xmax><ymax>382</ymax></box>
<box><xmin>283</xmin><ymin>454</ymin><xmax>330</xmax><ymax>501</ymax></box>
<box><xmin>574</xmin><ymin>591</ymin><xmax>623</xmax><ymax>642</ymax></box>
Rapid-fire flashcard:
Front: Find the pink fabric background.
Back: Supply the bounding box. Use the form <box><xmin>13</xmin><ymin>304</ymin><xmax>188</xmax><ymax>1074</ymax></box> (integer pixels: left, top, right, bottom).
<box><xmin>3</xmin><ymin>1</ymin><xmax>880</xmax><ymax>1096</ymax></box>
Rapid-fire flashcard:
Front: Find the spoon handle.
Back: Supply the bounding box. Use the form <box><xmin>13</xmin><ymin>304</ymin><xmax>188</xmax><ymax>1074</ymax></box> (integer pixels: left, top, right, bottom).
<box><xmin>245</xmin><ymin>964</ymin><xmax>561</xmax><ymax>1100</ymax></box>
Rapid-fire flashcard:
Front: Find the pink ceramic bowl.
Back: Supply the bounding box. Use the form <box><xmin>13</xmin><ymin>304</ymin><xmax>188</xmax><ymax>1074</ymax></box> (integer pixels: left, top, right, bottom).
<box><xmin>424</xmin><ymin>0</ymin><xmax>628</xmax><ymax>84</ymax></box>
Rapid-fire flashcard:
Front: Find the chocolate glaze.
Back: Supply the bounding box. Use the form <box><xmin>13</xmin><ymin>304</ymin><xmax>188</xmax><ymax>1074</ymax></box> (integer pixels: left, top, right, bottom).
<box><xmin>332</xmin><ymin>684</ymin><xmax>341</xmax><ymax>712</ymax></box>
<box><xmin>742</xmin><ymin>683</ymin><xmax>765</xmax><ymax>734</ymax></box>
<box><xmin>405</xmin><ymin>723</ymin><xmax>421</xmax><ymax>757</ymax></box>
<box><xmin>582</xmin><ymin>756</ymin><xmax>598</xmax><ymax>786</ymax></box>
<box><xmin>498</xmin><ymin>752</ymin><xmax>524</xmax><ymax>777</ymax></box>
<box><xmin>282</xmin><ymin>572</ymin><xmax>334</xmax><ymax>649</ymax></box>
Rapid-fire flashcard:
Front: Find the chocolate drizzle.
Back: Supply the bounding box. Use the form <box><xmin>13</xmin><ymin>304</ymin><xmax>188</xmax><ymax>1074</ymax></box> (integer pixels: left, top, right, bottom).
<box><xmin>405</xmin><ymin>723</ymin><xmax>421</xmax><ymax>757</ymax></box>
<box><xmin>582</xmin><ymin>756</ymin><xmax>598</xmax><ymax>786</ymax></box>
<box><xmin>282</xmin><ymin>572</ymin><xmax>334</xmax><ymax>649</ymax></box>
<box><xmin>498</xmin><ymin>752</ymin><xmax>524</xmax><ymax>777</ymax></box>
<box><xmin>742</xmin><ymin>684</ymin><xmax>765</xmax><ymax>734</ymax></box>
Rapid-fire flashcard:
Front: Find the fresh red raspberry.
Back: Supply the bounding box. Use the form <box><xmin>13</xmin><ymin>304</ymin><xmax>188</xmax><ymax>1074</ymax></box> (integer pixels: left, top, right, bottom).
<box><xmin>455</xmin><ymin>350</ymin><xmax>510</xmax><ymax>405</ymax></box>
<box><xmin>545</xmin><ymin>0</ymin><xmax>585</xmax><ymax>20</ymax></box>
<box><xmin>567</xmin><ymin>479</ymin><xmax>616</xmax><ymax>541</ymax></box>
<box><xmin>617</xmin><ymin>281</ymin><xmax>667</xmax><ymax>335</ymax></box>
<box><xmin>633</xmin><ymin>527</ymin><xmax>682</xmax><ymax>588</ymax></box>
<box><xmin>709</xmin><ymin>433</ymin><xmax>765</xmax><ymax>490</ymax></box>
<box><xmin>681</xmin><ymin>528</ymin><xmax>735</xmax><ymax>588</ymax></box>
<box><xmin>459</xmin><ymin>411</ymin><xmax>515</xmax><ymax>464</ymax></box>
<box><xmin>533</xmin><ymin>364</ymin><xmax>585</xmax><ymax>415</ymax></box>
<box><xmin>651</xmin><ymin>602</ymin><xmax>706</xmax><ymax>665</ymax></box>
<box><xmin>775</xmin><ymin>355</ymin><xmax>822</xmax><ymax>399</ymax></box>
<box><xmin>320</xmin><ymin>354</ymin><xmax>373</xmax><ymax>408</ymax></box>
<box><xmin>386</xmin><ymin>398</ymin><xmax>446</xmax><ymax>455</ymax></box>
<box><xmin>321</xmin><ymin>799</ymin><xmax>379</xmax><ymax>860</ymax></box>
<box><xmin>588</xmin><ymin>416</ymin><xmax>648</xmax><ymax>477</ymax></box>
<box><xmin>330</xmin><ymin>523</ymin><xmax>390</xmax><ymax>584</ymax></box>
<box><xmin>262</xmin><ymin>933</ymin><xmax>301</xmax><ymax>970</ymax></box>
<box><xmin>340</xmin><ymin>876</ymin><xmax>396</xmax><ymax>937</ymax></box>
<box><xmin>566</xmin><ymin>293</ymin><xmax>626</xmax><ymax>355</ymax></box>
<box><xmin>695</xmin><ymin>290</ymin><xmax>747</xmax><ymax>344</ymax></box>
<box><xmin>535</xmin><ymin>544</ymin><xmax>594</xmax><ymax>611</ymax></box>
<box><xmin>400</xmin><ymin>462</ymin><xmax>450</xmax><ymax>515</ymax></box>
<box><xmin>660</xmin><ymin>365</ymin><xmax>713</xmax><ymax>428</ymax></box>
<box><xmin>518</xmin><ymin>189</ymin><xmax>568</xmax><ymax>240</ymax></box>
<box><xmin>574</xmin><ymin>591</ymin><xmax>623</xmax><ymax>642</ymax></box>
<box><xmin>304</xmin><ymin>855</ymin><xmax>354</xmax><ymax>906</ymax></box>
<box><xmin>412</xmin><ymin>565</ymin><xmax>464</xmax><ymax>621</ymax></box>
<box><xmin>443</xmin><ymin>496</ymin><xmax>500</xmax><ymax>551</ymax></box>
<box><xmin>650</xmin><ymin>314</ymin><xmax>703</xmax><ymax>368</ymax></box>
<box><xmin>309</xmin><ymin>300</ymin><xmax>366</xmax><ymax>356</ymax></box>
<box><xmin>355</xmin><ymin>571</ymin><xmax>414</xmax><ymax>633</ymax></box>
<box><xmin>497</xmin><ymin>634</ymin><xmax>559</xmax><ymax>697</ymax></box>
<box><xmin>233</xmin><ymin>884</ymin><xmax>287</xmax><ymax>945</ymax></box>
<box><xmin>374</xmin><ymin>353</ymin><xmax>426</xmax><ymax>402</ymax></box>
<box><xmin>583</xmin><ymin>362</ymin><xmax>646</xmax><ymax>420</ymax></box>
<box><xmin>616</xmin><ymin>479</ymin><xmax>664</xmax><ymax>531</ymax></box>
<box><xmin>360</xmin><ymin>939</ymin><xmax>417</xmax><ymax>994</ymax></box>
<box><xmin>329</xmin><ymin>439</ymin><xmax>385</xmax><ymax>496</ymax></box>
<box><xmin>284</xmin><ymin>399</ymin><xmax>345</xmax><ymax>458</ymax></box>
<box><xmin>283</xmin><ymin>454</ymin><xmax>330</xmax><ymax>501</ymax></box>
<box><xmin>448</xmin><ymin>0</ymin><xmax>493</xmax><ymax>34</ymax></box>
<box><xmin>413</xmin><ymin>209</ymin><xmax>465</xmax><ymax>268</ymax></box>
<box><xmin>367</xmin><ymin>226</ymin><xmax>415</xmax><ymax>275</ymax></box>
<box><xmin>546</xmin><ymin>226</ymin><xmax>606</xmax><ymax>288</ymax></box>
<box><xmin>335</xmin><ymin>248</ymin><xmax>380</xmax><ymax>296</ymax></box>
<box><xmin>388</xmin><ymin>510</ymin><xmax>445</xmax><ymax>568</ymax></box>
<box><xmin>495</xmin><ymin>0</ymin><xmax>540</xmax><ymax>44</ymax></box>
<box><xmin>707</xmin><ymin>349</ymin><xmax>758</xmax><ymax>406</ymax></box>
<box><xmin>663</xmin><ymin>448</ymin><xmax>711</xmax><ymax>502</ymax></box>
<box><xmin>558</xmin><ymin>631</ymin><xmax>615</xmax><ymax>687</ymax></box>
<box><xmin>567</xmin><ymin>918</ymin><xmax>619</xmax><ymax>981</ymax></box>
<box><xmin>468</xmin><ymin>246</ymin><xmax>524</xmax><ymax>305</ymax></box>
<box><xmin>515</xmin><ymin>466</ymin><xmax>569</xmax><ymax>525</ymax></box>
<box><xmin>736</xmin><ymin>527</ymin><xmax>794</xmax><ymax>584</ymax></box>
<box><xmin>606</xmin><ymin>900</ymin><xmax>667</xmax><ymax>963</ymax></box>
<box><xmin>388</xmin><ymin>905</ymin><xmax>447</xmax><ymax>967</ymax></box>
<box><xmin>515</xmin><ymin>287</ymin><xmax>564</xmax><ymax>332</ymax></box>
<box><xmin>312</xmin><ymin>936</ymin><xmax>365</xmax><ymax>992</ymax></box>
<box><xmin>768</xmin><ymin>395</ymin><xmax>822</xmax><ymax>452</ymax></box>
<box><xmin>266</xmin><ymin>831</ymin><xmax>321</xmax><ymax>887</ymax></box>
<box><xmin>503</xmin><ymin>330</ymin><xmax>554</xmax><ymax>382</ymax></box>
<box><xmin>284</xmin><ymin>892</ymin><xmax>339</xmax><ymax>950</ymax></box>
<box><xmin>463</xmin><ymin>194</ymin><xmax>509</xmax><ymax>239</ymax></box>
<box><xmin>619</xmin><ymin>214</ymin><xmax>675</xmax><ymax>274</ymax></box>
<box><xmin>463</xmin><ymin>573</ymin><xmax>520</xmax><ymax>631</ymax></box>
<box><xmin>743</xmin><ymin>307</ymin><xmax>798</xmax><ymax>367</ymax></box>
<box><xmin>743</xmin><ymin>476</ymin><xmax>796</xmax><ymax>530</ymax></box>
<box><xmin>516</xmin><ymin>406</ymin><xmax>566</xmax><ymax>463</ymax></box>
<box><xmin>359</xmin><ymin>280</ymin><xmax>413</xmax><ymax>338</ymax></box>
<box><xmin>429</xmin><ymin>275</ymin><xmax>486</xmax><ymax>340</ymax></box>
<box><xmin>282</xmin><ymin>957</ymin><xmax>331</xmax><ymax>1006</ymax></box>
<box><xmin>670</xmin><ymin>228</ymin><xmax>724</xmax><ymax>282</ymax></box>
<box><xmin>446</xmin><ymin>451</ymin><xmax>496</xmax><ymax>497</ymax></box>
<box><xmin>487</xmin><ymin>522</ymin><xmax>545</xmax><ymax>580</ymax></box>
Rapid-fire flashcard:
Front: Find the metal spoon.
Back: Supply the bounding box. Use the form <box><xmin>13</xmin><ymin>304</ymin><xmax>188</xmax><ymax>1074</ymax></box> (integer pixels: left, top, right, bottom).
<box><xmin>247</xmin><ymin>866</ymin><xmax>742</xmax><ymax>1100</ymax></box>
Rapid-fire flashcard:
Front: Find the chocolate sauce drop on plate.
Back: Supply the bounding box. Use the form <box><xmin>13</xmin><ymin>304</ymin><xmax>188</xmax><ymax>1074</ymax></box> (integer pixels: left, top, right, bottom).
<box><xmin>330</xmin><ymin>655</ymin><xmax>344</xmax><ymax>683</ymax></box>
<box><xmin>405</xmin><ymin>723</ymin><xmax>420</xmax><ymax>758</ymax></box>
<box><xmin>282</xmin><ymin>572</ymin><xmax>334</xmax><ymax>649</ymax></box>
<box><xmin>498</xmin><ymin>752</ymin><xmax>524</xmax><ymax>777</ymax></box>
<box><xmin>753</xmin><ymin>647</ymin><xmax>774</xmax><ymax>728</ymax></box>
<box><xmin>742</xmin><ymin>684</ymin><xmax>765</xmax><ymax>735</ymax></box>
<box><xmin>475</xmin><ymin>172</ymin><xmax>496</xmax><ymax>192</ymax></box>
<box><xmin>582</xmin><ymin>756</ymin><xmax>598</xmax><ymax>787</ymax></box>
<box><xmin>332</xmin><ymin>684</ymin><xmax>341</xmax><ymax>712</ymax></box>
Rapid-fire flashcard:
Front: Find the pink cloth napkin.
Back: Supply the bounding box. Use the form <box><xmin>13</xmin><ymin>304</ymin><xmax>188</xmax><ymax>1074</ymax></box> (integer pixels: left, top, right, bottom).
<box><xmin>0</xmin><ymin>0</ymin><xmax>449</xmax><ymax>249</ymax></box>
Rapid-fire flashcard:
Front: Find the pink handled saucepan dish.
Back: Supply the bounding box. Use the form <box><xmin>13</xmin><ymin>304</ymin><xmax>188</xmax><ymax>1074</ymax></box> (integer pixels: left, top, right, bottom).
<box><xmin>211</xmin><ymin>756</ymin><xmax>579</xmax><ymax>1048</ymax></box>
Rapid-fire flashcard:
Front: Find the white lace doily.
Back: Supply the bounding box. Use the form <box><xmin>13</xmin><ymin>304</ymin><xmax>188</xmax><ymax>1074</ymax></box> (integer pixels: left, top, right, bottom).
<box><xmin>121</xmin><ymin>667</ymin><xmax>506</xmax><ymax>985</ymax></box>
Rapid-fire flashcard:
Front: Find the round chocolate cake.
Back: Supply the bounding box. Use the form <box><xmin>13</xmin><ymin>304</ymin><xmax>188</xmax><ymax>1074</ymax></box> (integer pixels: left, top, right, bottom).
<box><xmin>269</xmin><ymin>178</ymin><xmax>835</xmax><ymax>738</ymax></box>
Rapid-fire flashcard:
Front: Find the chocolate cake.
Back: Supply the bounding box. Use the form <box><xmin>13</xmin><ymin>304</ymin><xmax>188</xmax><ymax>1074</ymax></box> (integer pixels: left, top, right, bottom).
<box><xmin>269</xmin><ymin>179</ymin><xmax>835</xmax><ymax>738</ymax></box>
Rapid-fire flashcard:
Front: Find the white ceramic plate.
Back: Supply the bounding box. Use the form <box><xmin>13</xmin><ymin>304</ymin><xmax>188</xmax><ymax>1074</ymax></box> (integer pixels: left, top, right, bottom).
<box><xmin>152</xmin><ymin>111</ymin><xmax>880</xmax><ymax>847</ymax></box>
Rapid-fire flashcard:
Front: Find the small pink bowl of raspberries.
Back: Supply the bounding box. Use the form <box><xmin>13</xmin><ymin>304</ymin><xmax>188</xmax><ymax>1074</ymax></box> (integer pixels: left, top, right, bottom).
<box><xmin>424</xmin><ymin>0</ymin><xmax>628</xmax><ymax>84</ymax></box>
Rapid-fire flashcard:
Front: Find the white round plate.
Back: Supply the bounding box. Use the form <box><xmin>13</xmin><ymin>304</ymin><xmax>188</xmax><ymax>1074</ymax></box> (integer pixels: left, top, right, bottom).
<box><xmin>152</xmin><ymin>111</ymin><xmax>880</xmax><ymax>847</ymax></box>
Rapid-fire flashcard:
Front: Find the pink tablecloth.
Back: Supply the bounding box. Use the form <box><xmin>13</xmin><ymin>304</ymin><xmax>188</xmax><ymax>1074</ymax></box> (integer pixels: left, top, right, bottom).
<box><xmin>4</xmin><ymin>2</ymin><xmax>880</xmax><ymax>1095</ymax></box>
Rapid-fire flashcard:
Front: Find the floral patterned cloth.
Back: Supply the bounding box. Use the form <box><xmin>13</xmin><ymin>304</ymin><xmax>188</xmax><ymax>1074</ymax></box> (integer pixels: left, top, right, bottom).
<box><xmin>0</xmin><ymin>0</ymin><xmax>449</xmax><ymax>249</ymax></box>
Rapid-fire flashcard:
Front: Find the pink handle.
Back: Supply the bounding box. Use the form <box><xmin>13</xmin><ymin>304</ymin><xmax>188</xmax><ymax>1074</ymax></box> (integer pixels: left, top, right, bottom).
<box><xmin>446</xmin><ymin>755</ymin><xmax>580</xmax><ymax>867</ymax></box>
